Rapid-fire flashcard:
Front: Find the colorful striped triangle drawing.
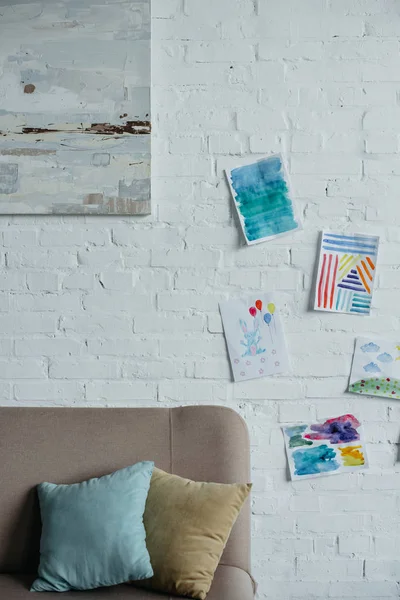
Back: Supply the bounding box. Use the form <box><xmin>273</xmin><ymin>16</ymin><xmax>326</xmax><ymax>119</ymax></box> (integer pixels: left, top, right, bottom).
<box><xmin>314</xmin><ymin>232</ymin><xmax>379</xmax><ymax>315</ymax></box>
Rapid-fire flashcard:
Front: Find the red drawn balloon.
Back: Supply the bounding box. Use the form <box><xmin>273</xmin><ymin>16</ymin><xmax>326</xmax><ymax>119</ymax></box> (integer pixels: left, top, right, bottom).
<box><xmin>255</xmin><ymin>300</ymin><xmax>263</xmax><ymax>312</ymax></box>
<box><xmin>249</xmin><ymin>307</ymin><xmax>257</xmax><ymax>317</ymax></box>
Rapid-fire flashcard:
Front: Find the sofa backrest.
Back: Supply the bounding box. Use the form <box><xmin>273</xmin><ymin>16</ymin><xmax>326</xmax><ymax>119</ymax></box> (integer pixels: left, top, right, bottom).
<box><xmin>0</xmin><ymin>406</ymin><xmax>251</xmax><ymax>576</ymax></box>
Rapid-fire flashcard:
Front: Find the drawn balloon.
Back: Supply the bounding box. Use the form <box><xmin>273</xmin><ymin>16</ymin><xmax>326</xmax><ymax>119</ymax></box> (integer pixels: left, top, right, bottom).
<box><xmin>267</xmin><ymin>303</ymin><xmax>276</xmax><ymax>315</ymax></box>
<box><xmin>264</xmin><ymin>313</ymin><xmax>272</xmax><ymax>325</ymax></box>
<box><xmin>255</xmin><ymin>300</ymin><xmax>263</xmax><ymax>312</ymax></box>
<box><xmin>249</xmin><ymin>307</ymin><xmax>257</xmax><ymax>318</ymax></box>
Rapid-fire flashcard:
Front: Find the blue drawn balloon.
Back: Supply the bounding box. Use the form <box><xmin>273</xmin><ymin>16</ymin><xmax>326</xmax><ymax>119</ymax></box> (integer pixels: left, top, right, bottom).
<box><xmin>264</xmin><ymin>313</ymin><xmax>272</xmax><ymax>325</ymax></box>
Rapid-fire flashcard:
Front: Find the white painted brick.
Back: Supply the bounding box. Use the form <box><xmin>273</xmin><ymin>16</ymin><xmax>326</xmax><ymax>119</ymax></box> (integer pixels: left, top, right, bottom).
<box><xmin>122</xmin><ymin>359</ymin><xmax>186</xmax><ymax>379</ymax></box>
<box><xmin>208</xmin><ymin>133</ymin><xmax>246</xmax><ymax>155</ymax></box>
<box><xmin>290</xmin><ymin>495</ymin><xmax>321</xmax><ymax>512</ymax></box>
<box><xmin>7</xmin><ymin>250</ymin><xmax>77</xmax><ymax>269</ymax></box>
<box><xmin>362</xmin><ymin>474</ymin><xmax>400</xmax><ymax>490</ymax></box>
<box><xmin>207</xmin><ymin>312</ymin><xmax>223</xmax><ymax>333</ymax></box>
<box><xmin>112</xmin><ymin>226</ymin><xmax>182</xmax><ymax>248</ymax></box>
<box><xmin>27</xmin><ymin>273</ymin><xmax>60</xmax><ymax>292</ymax></box>
<box><xmin>2</xmin><ymin>229</ymin><xmax>37</xmax><ymax>247</ymax></box>
<box><xmin>365</xmin><ymin>133</ymin><xmax>398</xmax><ymax>154</ymax></box>
<box><xmin>297</xmin><ymin>558</ymin><xmax>363</xmax><ymax>580</ymax></box>
<box><xmin>15</xmin><ymin>338</ymin><xmax>82</xmax><ymax>357</ymax></box>
<box><xmin>237</xmin><ymin>108</ymin><xmax>287</xmax><ymax>132</ymax></box>
<box><xmin>14</xmin><ymin>293</ymin><xmax>81</xmax><ymax>313</ymax></box>
<box><xmin>157</xmin><ymin>292</ymin><xmax>222</xmax><ymax>312</ymax></box>
<box><xmin>50</xmin><ymin>359</ymin><xmax>119</xmax><ymax>380</ymax></box>
<box><xmin>1</xmin><ymin>2</ymin><xmax>400</xmax><ymax>597</ymax></box>
<box><xmin>78</xmin><ymin>248</ymin><xmax>122</xmax><ymax>268</ymax></box>
<box><xmin>39</xmin><ymin>229</ymin><xmax>109</xmax><ymax>247</ymax></box>
<box><xmin>194</xmin><ymin>360</ymin><xmax>231</xmax><ymax>379</ymax></box>
<box><xmin>62</xmin><ymin>273</ymin><xmax>95</xmax><ymax>291</ymax></box>
<box><xmin>185</xmin><ymin>225</ymin><xmax>239</xmax><ymax>247</ymax></box>
<box><xmin>250</xmin><ymin>133</ymin><xmax>282</xmax><ymax>153</ymax></box>
<box><xmin>158</xmin><ymin>380</ymin><xmax>227</xmax><ymax>403</ymax></box>
<box><xmin>279</xmin><ymin>402</ymin><xmax>315</xmax><ymax>423</ymax></box>
<box><xmin>14</xmin><ymin>381</ymin><xmax>84</xmax><ymax>403</ymax></box>
<box><xmin>152</xmin><ymin>249</ymin><xmax>221</xmax><ymax>268</ymax></box>
<box><xmin>0</xmin><ymin>293</ymin><xmax>9</xmax><ymax>312</ymax></box>
<box><xmin>229</xmin><ymin>269</ymin><xmax>261</xmax><ymax>288</ymax></box>
<box><xmin>134</xmin><ymin>313</ymin><xmax>204</xmax><ymax>333</ymax></box>
<box><xmin>0</xmin><ymin>272</ymin><xmax>26</xmax><ymax>291</ymax></box>
<box><xmin>174</xmin><ymin>269</ymin><xmax>216</xmax><ymax>291</ymax></box>
<box><xmin>321</xmin><ymin>494</ymin><xmax>396</xmax><ymax>514</ymax></box>
<box><xmin>329</xmin><ymin>581</ymin><xmax>399</xmax><ymax>597</ymax></box>
<box><xmin>0</xmin><ymin>359</ymin><xmax>46</xmax><ymax>379</ymax></box>
<box><xmin>86</xmin><ymin>381</ymin><xmax>157</xmax><ymax>403</ymax></box>
<box><xmin>291</xmin><ymin>154</ymin><xmax>361</xmax><ymax>175</ymax></box>
<box><xmin>374</xmin><ymin>537</ymin><xmax>399</xmax><ymax>556</ymax></box>
<box><xmin>159</xmin><ymin>336</ymin><xmax>225</xmax><ymax>358</ymax></box>
<box><xmin>293</xmin><ymin>354</ymin><xmax>349</xmax><ymax>377</ymax></box>
<box><xmin>339</xmin><ymin>534</ymin><xmax>372</xmax><ymax>555</ymax></box>
<box><xmin>297</xmin><ymin>514</ymin><xmax>365</xmax><ymax>534</ymax></box>
<box><xmin>234</xmin><ymin>379</ymin><xmax>303</xmax><ymax>400</ymax></box>
<box><xmin>313</xmin><ymin>537</ymin><xmax>337</xmax><ymax>557</ymax></box>
<box><xmin>62</xmin><ymin>314</ymin><xmax>133</xmax><ymax>337</ymax></box>
<box><xmin>187</xmin><ymin>42</ymin><xmax>255</xmax><ymax>63</ymax></box>
<box><xmin>365</xmin><ymin>560</ymin><xmax>400</xmax><ymax>581</ymax></box>
<box><xmin>234</xmin><ymin>247</ymin><xmax>290</xmax><ymax>268</ymax></box>
<box><xmin>98</xmin><ymin>272</ymin><xmax>134</xmax><ymax>291</ymax></box>
<box><xmin>170</xmin><ymin>135</ymin><xmax>204</xmax><ymax>154</ymax></box>
<box><xmin>0</xmin><ymin>313</ymin><xmax>57</xmax><ymax>334</ymax></box>
<box><xmin>262</xmin><ymin>269</ymin><xmax>303</xmax><ymax>291</ymax></box>
<box><xmin>83</xmin><ymin>292</ymin><xmax>149</xmax><ymax>313</ymax></box>
<box><xmin>87</xmin><ymin>338</ymin><xmax>159</xmax><ymax>358</ymax></box>
<box><xmin>0</xmin><ymin>340</ymin><xmax>13</xmax><ymax>355</ymax></box>
<box><xmin>0</xmin><ymin>383</ymin><xmax>11</xmax><ymax>401</ymax></box>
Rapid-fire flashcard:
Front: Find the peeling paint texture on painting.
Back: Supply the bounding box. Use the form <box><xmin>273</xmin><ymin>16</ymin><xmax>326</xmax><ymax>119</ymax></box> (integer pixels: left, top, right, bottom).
<box><xmin>0</xmin><ymin>0</ymin><xmax>151</xmax><ymax>215</ymax></box>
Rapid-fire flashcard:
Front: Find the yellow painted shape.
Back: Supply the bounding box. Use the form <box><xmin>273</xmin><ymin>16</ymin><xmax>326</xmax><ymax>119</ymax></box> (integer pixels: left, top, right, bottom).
<box><xmin>339</xmin><ymin>445</ymin><xmax>365</xmax><ymax>467</ymax></box>
<box><xmin>338</xmin><ymin>254</ymin><xmax>361</xmax><ymax>281</ymax></box>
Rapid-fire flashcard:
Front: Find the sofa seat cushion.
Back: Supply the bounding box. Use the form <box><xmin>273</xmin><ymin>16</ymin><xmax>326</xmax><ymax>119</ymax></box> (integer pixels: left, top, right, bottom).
<box><xmin>0</xmin><ymin>566</ymin><xmax>254</xmax><ymax>600</ymax></box>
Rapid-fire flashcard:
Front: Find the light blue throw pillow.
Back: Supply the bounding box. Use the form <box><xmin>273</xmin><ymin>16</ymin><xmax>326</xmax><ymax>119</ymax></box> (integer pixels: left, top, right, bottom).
<box><xmin>31</xmin><ymin>461</ymin><xmax>154</xmax><ymax>592</ymax></box>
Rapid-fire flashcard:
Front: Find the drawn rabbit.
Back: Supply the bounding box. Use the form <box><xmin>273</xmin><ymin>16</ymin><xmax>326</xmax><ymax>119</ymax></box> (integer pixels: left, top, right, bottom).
<box><xmin>239</xmin><ymin>318</ymin><xmax>266</xmax><ymax>357</ymax></box>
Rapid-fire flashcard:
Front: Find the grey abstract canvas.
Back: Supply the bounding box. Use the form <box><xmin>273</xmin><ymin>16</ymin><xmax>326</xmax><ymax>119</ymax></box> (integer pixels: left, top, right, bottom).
<box><xmin>0</xmin><ymin>0</ymin><xmax>151</xmax><ymax>214</ymax></box>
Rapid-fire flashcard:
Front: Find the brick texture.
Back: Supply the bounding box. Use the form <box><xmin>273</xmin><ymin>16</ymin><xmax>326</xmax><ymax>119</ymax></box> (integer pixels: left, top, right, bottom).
<box><xmin>0</xmin><ymin>0</ymin><xmax>400</xmax><ymax>597</ymax></box>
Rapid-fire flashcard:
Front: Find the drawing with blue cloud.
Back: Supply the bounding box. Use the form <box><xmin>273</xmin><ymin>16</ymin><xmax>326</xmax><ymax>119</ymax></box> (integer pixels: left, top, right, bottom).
<box><xmin>363</xmin><ymin>362</ymin><xmax>381</xmax><ymax>373</ymax></box>
<box><xmin>361</xmin><ymin>342</ymin><xmax>380</xmax><ymax>353</ymax></box>
<box><xmin>377</xmin><ymin>353</ymin><xmax>393</xmax><ymax>364</ymax></box>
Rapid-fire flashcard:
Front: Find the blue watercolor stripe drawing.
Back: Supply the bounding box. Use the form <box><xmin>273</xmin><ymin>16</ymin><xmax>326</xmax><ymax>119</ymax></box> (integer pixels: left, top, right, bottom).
<box><xmin>322</xmin><ymin>233</ymin><xmax>379</xmax><ymax>255</ymax></box>
<box><xmin>228</xmin><ymin>155</ymin><xmax>301</xmax><ymax>244</ymax></box>
<box><xmin>350</xmin><ymin>293</ymin><xmax>372</xmax><ymax>315</ymax></box>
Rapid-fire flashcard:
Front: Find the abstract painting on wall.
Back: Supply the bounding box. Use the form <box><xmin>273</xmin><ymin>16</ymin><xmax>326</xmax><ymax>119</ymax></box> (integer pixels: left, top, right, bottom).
<box><xmin>0</xmin><ymin>0</ymin><xmax>151</xmax><ymax>214</ymax></box>
<box><xmin>226</xmin><ymin>154</ymin><xmax>301</xmax><ymax>245</ymax></box>
<box><xmin>314</xmin><ymin>232</ymin><xmax>379</xmax><ymax>315</ymax></box>
<box><xmin>219</xmin><ymin>295</ymin><xmax>290</xmax><ymax>382</ymax></box>
<box><xmin>349</xmin><ymin>337</ymin><xmax>400</xmax><ymax>399</ymax></box>
<box><xmin>283</xmin><ymin>414</ymin><xmax>369</xmax><ymax>481</ymax></box>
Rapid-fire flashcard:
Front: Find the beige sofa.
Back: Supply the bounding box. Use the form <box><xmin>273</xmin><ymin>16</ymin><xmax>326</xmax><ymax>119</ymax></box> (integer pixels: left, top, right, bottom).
<box><xmin>0</xmin><ymin>406</ymin><xmax>255</xmax><ymax>599</ymax></box>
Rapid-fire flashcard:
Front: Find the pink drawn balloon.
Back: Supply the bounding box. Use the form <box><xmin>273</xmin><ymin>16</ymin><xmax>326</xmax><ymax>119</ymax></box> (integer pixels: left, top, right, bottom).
<box><xmin>249</xmin><ymin>307</ymin><xmax>257</xmax><ymax>318</ymax></box>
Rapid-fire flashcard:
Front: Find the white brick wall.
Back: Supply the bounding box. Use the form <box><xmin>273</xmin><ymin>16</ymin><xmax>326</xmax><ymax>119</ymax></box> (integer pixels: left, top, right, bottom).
<box><xmin>1</xmin><ymin>0</ymin><xmax>400</xmax><ymax>597</ymax></box>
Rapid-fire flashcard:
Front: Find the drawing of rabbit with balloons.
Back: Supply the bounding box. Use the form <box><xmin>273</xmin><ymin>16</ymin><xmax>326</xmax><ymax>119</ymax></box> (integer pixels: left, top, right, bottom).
<box><xmin>239</xmin><ymin>299</ymin><xmax>276</xmax><ymax>358</ymax></box>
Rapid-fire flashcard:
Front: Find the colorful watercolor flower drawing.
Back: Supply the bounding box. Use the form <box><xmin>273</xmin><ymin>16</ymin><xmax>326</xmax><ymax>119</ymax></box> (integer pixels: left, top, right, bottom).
<box><xmin>349</xmin><ymin>337</ymin><xmax>400</xmax><ymax>400</ymax></box>
<box><xmin>283</xmin><ymin>414</ymin><xmax>368</xmax><ymax>480</ymax></box>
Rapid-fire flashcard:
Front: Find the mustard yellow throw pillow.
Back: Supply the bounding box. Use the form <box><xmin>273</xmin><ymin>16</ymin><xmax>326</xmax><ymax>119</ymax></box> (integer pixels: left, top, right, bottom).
<box><xmin>140</xmin><ymin>468</ymin><xmax>251</xmax><ymax>600</ymax></box>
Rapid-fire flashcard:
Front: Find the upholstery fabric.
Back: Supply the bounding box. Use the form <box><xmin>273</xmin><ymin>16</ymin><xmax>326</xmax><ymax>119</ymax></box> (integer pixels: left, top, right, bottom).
<box><xmin>0</xmin><ymin>566</ymin><xmax>254</xmax><ymax>599</ymax></box>
<box><xmin>31</xmin><ymin>462</ymin><xmax>154</xmax><ymax>592</ymax></box>
<box><xmin>0</xmin><ymin>406</ymin><xmax>253</xmax><ymax>599</ymax></box>
<box><xmin>139</xmin><ymin>468</ymin><xmax>251</xmax><ymax>600</ymax></box>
